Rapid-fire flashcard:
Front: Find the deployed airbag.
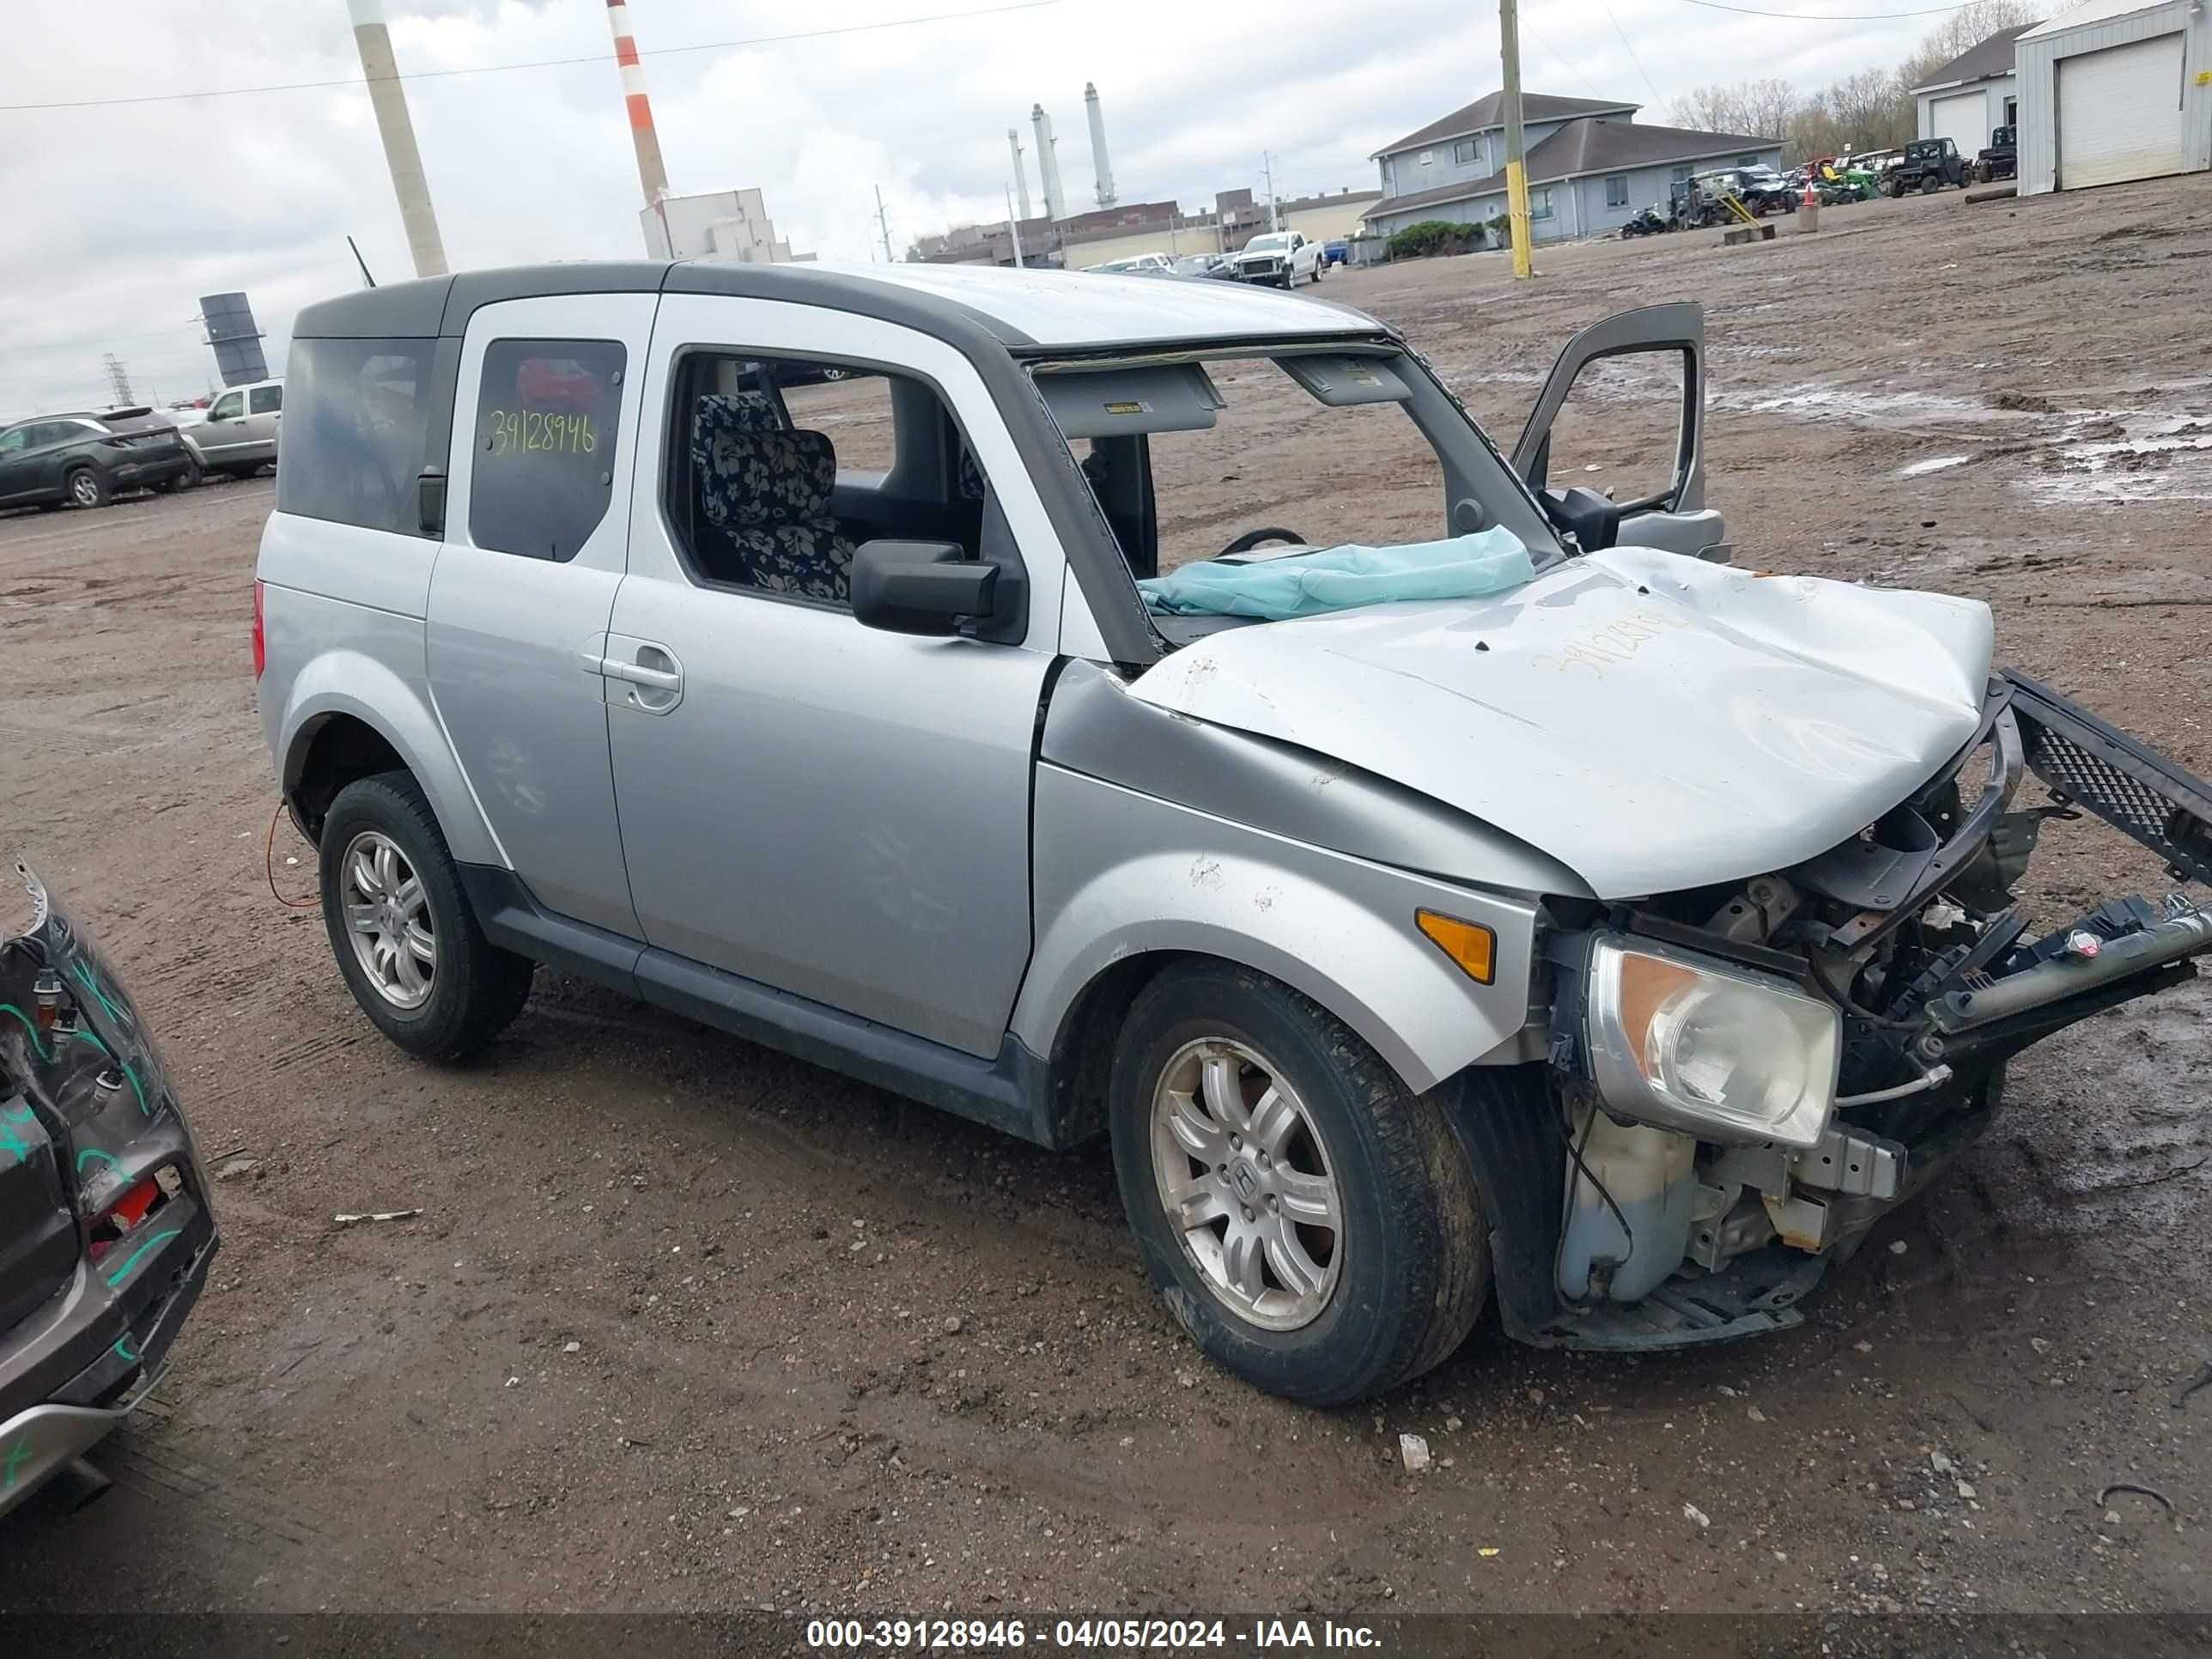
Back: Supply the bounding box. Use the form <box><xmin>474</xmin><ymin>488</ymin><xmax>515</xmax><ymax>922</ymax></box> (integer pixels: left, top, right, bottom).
<box><xmin>1137</xmin><ymin>530</ymin><xmax>1534</xmax><ymax>621</ymax></box>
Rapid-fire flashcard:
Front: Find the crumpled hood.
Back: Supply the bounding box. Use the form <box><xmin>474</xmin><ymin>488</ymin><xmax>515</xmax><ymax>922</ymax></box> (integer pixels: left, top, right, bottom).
<box><xmin>1130</xmin><ymin>546</ymin><xmax>1993</xmax><ymax>897</ymax></box>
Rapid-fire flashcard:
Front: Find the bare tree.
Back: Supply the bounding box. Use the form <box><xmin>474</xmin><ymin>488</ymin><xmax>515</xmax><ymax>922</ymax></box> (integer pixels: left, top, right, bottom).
<box><xmin>1664</xmin><ymin>0</ymin><xmax>2033</xmax><ymax>167</ymax></box>
<box><xmin>1666</xmin><ymin>77</ymin><xmax>1798</xmax><ymax>137</ymax></box>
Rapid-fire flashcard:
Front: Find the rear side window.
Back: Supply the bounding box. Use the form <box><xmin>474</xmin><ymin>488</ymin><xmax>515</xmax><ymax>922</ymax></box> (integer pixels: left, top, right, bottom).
<box><xmin>276</xmin><ymin>337</ymin><xmax>436</xmax><ymax>536</ymax></box>
<box><xmin>468</xmin><ymin>339</ymin><xmax>626</xmax><ymax>562</ymax></box>
<box><xmin>249</xmin><ymin>384</ymin><xmax>283</xmax><ymax>415</ymax></box>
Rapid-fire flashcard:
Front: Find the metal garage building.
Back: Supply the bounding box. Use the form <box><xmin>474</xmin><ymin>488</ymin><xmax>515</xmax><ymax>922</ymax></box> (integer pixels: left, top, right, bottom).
<box><xmin>2016</xmin><ymin>0</ymin><xmax>2212</xmax><ymax>193</ymax></box>
<box><xmin>1914</xmin><ymin>22</ymin><xmax>2035</xmax><ymax>153</ymax></box>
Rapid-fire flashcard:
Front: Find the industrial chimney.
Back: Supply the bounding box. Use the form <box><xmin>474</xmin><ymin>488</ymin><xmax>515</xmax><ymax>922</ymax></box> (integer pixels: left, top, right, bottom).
<box><xmin>1085</xmin><ymin>82</ymin><xmax>1116</xmax><ymax>210</ymax></box>
<box><xmin>1007</xmin><ymin>128</ymin><xmax>1033</xmax><ymax>222</ymax></box>
<box><xmin>605</xmin><ymin>0</ymin><xmax>672</xmax><ymax>207</ymax></box>
<box><xmin>345</xmin><ymin>0</ymin><xmax>448</xmax><ymax>277</ymax></box>
<box><xmin>1030</xmin><ymin>103</ymin><xmax>1066</xmax><ymax>222</ymax></box>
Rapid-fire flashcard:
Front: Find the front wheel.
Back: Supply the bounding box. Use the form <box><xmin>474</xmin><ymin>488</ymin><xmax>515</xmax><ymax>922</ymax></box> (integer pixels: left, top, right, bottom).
<box><xmin>319</xmin><ymin>770</ymin><xmax>534</xmax><ymax>1060</ymax></box>
<box><xmin>1109</xmin><ymin>963</ymin><xmax>1488</xmax><ymax>1405</ymax></box>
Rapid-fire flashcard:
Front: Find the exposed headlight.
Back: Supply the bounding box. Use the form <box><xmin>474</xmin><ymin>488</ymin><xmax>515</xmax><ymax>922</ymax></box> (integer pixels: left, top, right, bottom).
<box><xmin>1583</xmin><ymin>936</ymin><xmax>1839</xmax><ymax>1149</ymax></box>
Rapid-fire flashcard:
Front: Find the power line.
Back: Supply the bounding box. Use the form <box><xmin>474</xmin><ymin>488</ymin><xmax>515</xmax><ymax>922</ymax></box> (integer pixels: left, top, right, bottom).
<box><xmin>1598</xmin><ymin>3</ymin><xmax>1664</xmax><ymax>102</ymax></box>
<box><xmin>2</xmin><ymin>319</ymin><xmax>206</xmax><ymax>357</ymax></box>
<box><xmin>1665</xmin><ymin>0</ymin><xmax>1972</xmax><ymax>17</ymax></box>
<box><xmin>0</xmin><ymin>0</ymin><xmax>1066</xmax><ymax>114</ymax></box>
<box><xmin>1522</xmin><ymin>20</ymin><xmax>1610</xmax><ymax>100</ymax></box>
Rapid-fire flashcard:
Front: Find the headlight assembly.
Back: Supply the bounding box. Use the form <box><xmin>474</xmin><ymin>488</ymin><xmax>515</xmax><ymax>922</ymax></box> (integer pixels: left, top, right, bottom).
<box><xmin>1583</xmin><ymin>936</ymin><xmax>1839</xmax><ymax>1149</ymax></box>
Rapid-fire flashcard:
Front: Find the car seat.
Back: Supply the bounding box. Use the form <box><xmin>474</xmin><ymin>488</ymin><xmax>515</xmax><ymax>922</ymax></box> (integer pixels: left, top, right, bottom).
<box><xmin>691</xmin><ymin>395</ymin><xmax>855</xmax><ymax>601</ymax></box>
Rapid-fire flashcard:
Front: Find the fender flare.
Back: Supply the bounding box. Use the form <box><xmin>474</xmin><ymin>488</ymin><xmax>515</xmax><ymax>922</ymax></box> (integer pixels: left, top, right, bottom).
<box><xmin>277</xmin><ymin>650</ymin><xmax>504</xmax><ymax>868</ymax></box>
<box><xmin>1012</xmin><ymin>842</ymin><xmax>1540</xmax><ymax>1096</ymax></box>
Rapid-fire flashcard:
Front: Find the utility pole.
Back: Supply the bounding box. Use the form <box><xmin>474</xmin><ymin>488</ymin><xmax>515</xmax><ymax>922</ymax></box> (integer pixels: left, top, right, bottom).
<box><xmin>1262</xmin><ymin>152</ymin><xmax>1279</xmax><ymax>231</ymax></box>
<box><xmin>1006</xmin><ymin>185</ymin><xmax>1024</xmax><ymax>269</ymax></box>
<box><xmin>345</xmin><ymin>0</ymin><xmax>449</xmax><ymax>277</ymax></box>
<box><xmin>1499</xmin><ymin>0</ymin><xmax>1534</xmax><ymax>280</ymax></box>
<box><xmin>874</xmin><ymin>185</ymin><xmax>895</xmax><ymax>263</ymax></box>
<box><xmin>103</xmin><ymin>354</ymin><xmax>134</xmax><ymax>407</ymax></box>
<box><xmin>1007</xmin><ymin>129</ymin><xmax>1032</xmax><ymax>221</ymax></box>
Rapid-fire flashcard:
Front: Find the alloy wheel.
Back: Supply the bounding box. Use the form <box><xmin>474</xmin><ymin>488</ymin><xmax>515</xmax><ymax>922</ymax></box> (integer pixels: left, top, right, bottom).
<box><xmin>339</xmin><ymin>830</ymin><xmax>436</xmax><ymax>1011</ymax></box>
<box><xmin>70</xmin><ymin>472</ymin><xmax>100</xmax><ymax>507</ymax></box>
<box><xmin>1149</xmin><ymin>1037</ymin><xmax>1343</xmax><ymax>1331</ymax></box>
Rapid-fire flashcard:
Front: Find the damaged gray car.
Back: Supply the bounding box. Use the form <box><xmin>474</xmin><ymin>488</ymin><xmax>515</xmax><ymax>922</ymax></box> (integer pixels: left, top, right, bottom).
<box><xmin>255</xmin><ymin>265</ymin><xmax>2212</xmax><ymax>1403</ymax></box>
<box><xmin>1</xmin><ymin>864</ymin><xmax>217</xmax><ymax>1519</ymax></box>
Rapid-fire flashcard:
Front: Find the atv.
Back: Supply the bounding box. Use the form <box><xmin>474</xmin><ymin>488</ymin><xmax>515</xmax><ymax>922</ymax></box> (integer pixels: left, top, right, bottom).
<box><xmin>1620</xmin><ymin>204</ymin><xmax>1669</xmax><ymax>239</ymax></box>
<box><xmin>1974</xmin><ymin>125</ymin><xmax>2018</xmax><ymax>185</ymax></box>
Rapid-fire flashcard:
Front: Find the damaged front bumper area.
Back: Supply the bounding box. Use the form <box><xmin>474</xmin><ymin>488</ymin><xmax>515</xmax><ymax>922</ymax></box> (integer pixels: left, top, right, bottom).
<box><xmin>1</xmin><ymin>862</ymin><xmax>216</xmax><ymax>1520</ymax></box>
<box><xmin>1514</xmin><ymin>673</ymin><xmax>2212</xmax><ymax>1351</ymax></box>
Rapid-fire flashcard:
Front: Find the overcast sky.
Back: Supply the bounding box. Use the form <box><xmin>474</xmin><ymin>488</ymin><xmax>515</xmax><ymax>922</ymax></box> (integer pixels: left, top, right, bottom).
<box><xmin>0</xmin><ymin>0</ymin><xmax>1948</xmax><ymax>419</ymax></box>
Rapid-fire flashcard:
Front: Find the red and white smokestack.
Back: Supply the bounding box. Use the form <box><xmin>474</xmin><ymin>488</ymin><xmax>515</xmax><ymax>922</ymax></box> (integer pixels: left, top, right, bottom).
<box><xmin>605</xmin><ymin>0</ymin><xmax>671</xmax><ymax>205</ymax></box>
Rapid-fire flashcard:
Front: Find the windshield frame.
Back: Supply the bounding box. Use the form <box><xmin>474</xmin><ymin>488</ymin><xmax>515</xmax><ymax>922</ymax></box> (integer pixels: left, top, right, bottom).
<box><xmin>1019</xmin><ymin>336</ymin><xmax>1569</xmax><ymax>643</ymax></box>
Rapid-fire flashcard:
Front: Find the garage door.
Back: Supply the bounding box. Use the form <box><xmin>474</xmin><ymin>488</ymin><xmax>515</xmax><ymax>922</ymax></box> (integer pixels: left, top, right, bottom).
<box><xmin>2058</xmin><ymin>33</ymin><xmax>2187</xmax><ymax>189</ymax></box>
<box><xmin>1929</xmin><ymin>89</ymin><xmax>1989</xmax><ymax>153</ymax></box>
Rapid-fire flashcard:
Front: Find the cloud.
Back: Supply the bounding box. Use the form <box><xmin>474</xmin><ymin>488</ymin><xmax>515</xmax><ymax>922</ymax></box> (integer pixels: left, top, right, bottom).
<box><xmin>0</xmin><ymin>0</ymin><xmax>1948</xmax><ymax>417</ymax></box>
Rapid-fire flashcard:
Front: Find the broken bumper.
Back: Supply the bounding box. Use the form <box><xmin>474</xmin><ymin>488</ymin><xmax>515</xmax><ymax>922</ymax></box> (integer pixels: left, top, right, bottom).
<box><xmin>1512</xmin><ymin>673</ymin><xmax>2212</xmax><ymax>1351</ymax></box>
<box><xmin>2</xmin><ymin>864</ymin><xmax>218</xmax><ymax>1518</ymax></box>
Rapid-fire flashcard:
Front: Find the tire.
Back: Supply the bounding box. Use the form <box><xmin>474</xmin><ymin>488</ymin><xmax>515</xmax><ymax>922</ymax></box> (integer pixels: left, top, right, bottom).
<box><xmin>65</xmin><ymin>467</ymin><xmax>106</xmax><ymax>509</ymax></box>
<box><xmin>1310</xmin><ymin>261</ymin><xmax>1323</xmax><ymax>282</ymax></box>
<box><xmin>1108</xmin><ymin>962</ymin><xmax>1488</xmax><ymax>1405</ymax></box>
<box><xmin>1921</xmin><ymin>175</ymin><xmax>1940</xmax><ymax>195</ymax></box>
<box><xmin>156</xmin><ymin>456</ymin><xmax>204</xmax><ymax>494</ymax></box>
<box><xmin>319</xmin><ymin>770</ymin><xmax>533</xmax><ymax>1060</ymax></box>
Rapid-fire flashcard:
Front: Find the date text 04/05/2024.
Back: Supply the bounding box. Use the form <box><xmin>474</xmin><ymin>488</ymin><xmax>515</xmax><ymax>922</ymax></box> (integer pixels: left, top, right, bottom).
<box><xmin>803</xmin><ymin>1618</ymin><xmax>1382</xmax><ymax>1650</ymax></box>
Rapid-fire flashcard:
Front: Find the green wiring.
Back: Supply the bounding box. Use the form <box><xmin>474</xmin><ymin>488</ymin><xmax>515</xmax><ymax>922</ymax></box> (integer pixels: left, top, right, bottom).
<box><xmin>71</xmin><ymin>961</ymin><xmax>127</xmax><ymax>1025</ymax></box>
<box><xmin>0</xmin><ymin>1004</ymin><xmax>50</xmax><ymax>1062</ymax></box>
<box><xmin>75</xmin><ymin>1146</ymin><xmax>118</xmax><ymax>1173</ymax></box>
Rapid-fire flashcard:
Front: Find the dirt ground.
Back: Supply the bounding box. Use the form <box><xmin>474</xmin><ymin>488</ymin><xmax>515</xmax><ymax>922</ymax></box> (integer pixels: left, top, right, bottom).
<box><xmin>3</xmin><ymin>175</ymin><xmax>2211</xmax><ymax>1628</ymax></box>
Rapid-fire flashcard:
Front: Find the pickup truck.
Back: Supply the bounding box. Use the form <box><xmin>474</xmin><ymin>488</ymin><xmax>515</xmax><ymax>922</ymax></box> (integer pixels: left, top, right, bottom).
<box><xmin>1229</xmin><ymin>230</ymin><xmax>1323</xmax><ymax>288</ymax></box>
<box><xmin>193</xmin><ymin>378</ymin><xmax>284</xmax><ymax>477</ymax></box>
<box><xmin>255</xmin><ymin>263</ymin><xmax>2212</xmax><ymax>1405</ymax></box>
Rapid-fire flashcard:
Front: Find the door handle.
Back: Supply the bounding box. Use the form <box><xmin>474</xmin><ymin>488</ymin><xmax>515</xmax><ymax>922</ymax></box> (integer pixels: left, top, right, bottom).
<box><xmin>599</xmin><ymin>655</ymin><xmax>681</xmax><ymax>692</ymax></box>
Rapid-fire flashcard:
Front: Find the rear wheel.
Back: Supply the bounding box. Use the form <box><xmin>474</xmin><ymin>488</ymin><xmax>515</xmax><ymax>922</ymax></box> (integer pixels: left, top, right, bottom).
<box><xmin>1109</xmin><ymin>963</ymin><xmax>1488</xmax><ymax>1405</ymax></box>
<box><xmin>66</xmin><ymin>467</ymin><xmax>106</xmax><ymax>509</ymax></box>
<box><xmin>319</xmin><ymin>770</ymin><xmax>533</xmax><ymax>1060</ymax></box>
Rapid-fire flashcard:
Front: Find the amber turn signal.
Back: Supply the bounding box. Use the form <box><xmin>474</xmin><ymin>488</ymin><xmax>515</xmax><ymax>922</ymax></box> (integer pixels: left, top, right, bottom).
<box><xmin>1415</xmin><ymin>910</ymin><xmax>1496</xmax><ymax>986</ymax></box>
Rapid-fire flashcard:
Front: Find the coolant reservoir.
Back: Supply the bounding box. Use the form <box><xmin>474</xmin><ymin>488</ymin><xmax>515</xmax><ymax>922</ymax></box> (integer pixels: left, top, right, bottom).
<box><xmin>1556</xmin><ymin>1104</ymin><xmax>1698</xmax><ymax>1304</ymax></box>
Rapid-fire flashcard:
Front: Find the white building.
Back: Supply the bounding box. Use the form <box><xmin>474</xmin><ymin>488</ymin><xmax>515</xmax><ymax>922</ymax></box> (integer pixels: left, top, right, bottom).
<box><xmin>639</xmin><ymin>188</ymin><xmax>809</xmax><ymax>263</ymax></box>
<box><xmin>1912</xmin><ymin>21</ymin><xmax>2037</xmax><ymax>150</ymax></box>
<box><xmin>2016</xmin><ymin>0</ymin><xmax>2212</xmax><ymax>193</ymax></box>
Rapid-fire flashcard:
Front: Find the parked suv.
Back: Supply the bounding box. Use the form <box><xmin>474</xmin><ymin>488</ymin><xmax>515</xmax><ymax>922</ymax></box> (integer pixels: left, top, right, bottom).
<box><xmin>193</xmin><ymin>378</ymin><xmax>283</xmax><ymax>477</ymax></box>
<box><xmin>0</xmin><ymin>409</ymin><xmax>194</xmax><ymax>510</ymax></box>
<box><xmin>258</xmin><ymin>263</ymin><xmax>2212</xmax><ymax>1404</ymax></box>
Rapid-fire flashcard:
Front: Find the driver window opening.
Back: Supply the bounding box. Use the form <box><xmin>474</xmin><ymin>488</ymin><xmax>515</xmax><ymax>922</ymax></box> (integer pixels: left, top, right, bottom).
<box><xmin>663</xmin><ymin>350</ymin><xmax>996</xmax><ymax>605</ymax></box>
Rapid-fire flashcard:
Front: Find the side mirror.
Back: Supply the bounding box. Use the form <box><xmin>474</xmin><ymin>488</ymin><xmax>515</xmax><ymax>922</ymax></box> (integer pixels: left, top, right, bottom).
<box><xmin>850</xmin><ymin>540</ymin><xmax>998</xmax><ymax>636</ymax></box>
<box><xmin>1540</xmin><ymin>485</ymin><xmax>1621</xmax><ymax>553</ymax></box>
